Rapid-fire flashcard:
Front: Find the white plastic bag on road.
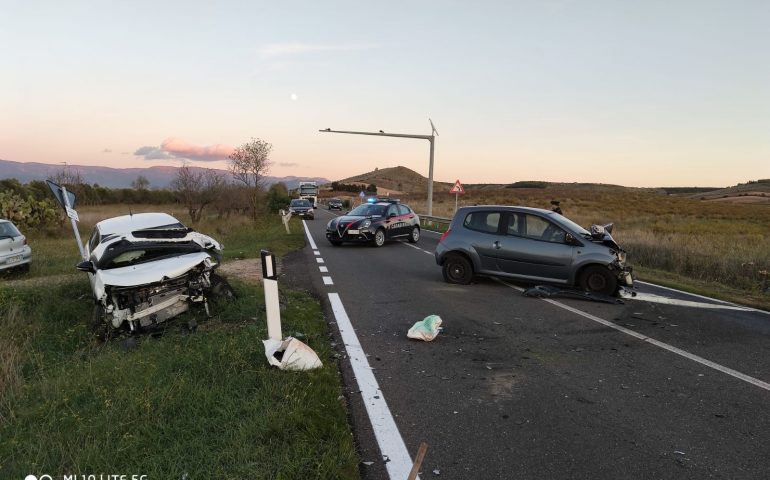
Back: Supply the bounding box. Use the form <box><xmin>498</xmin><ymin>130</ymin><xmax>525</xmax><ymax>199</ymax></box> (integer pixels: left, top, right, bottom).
<box><xmin>407</xmin><ymin>315</ymin><xmax>443</xmax><ymax>342</ymax></box>
<box><xmin>263</xmin><ymin>336</ymin><xmax>323</xmax><ymax>371</ymax></box>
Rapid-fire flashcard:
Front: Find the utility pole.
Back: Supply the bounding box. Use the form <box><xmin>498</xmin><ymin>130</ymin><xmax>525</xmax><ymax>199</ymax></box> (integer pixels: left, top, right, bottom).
<box><xmin>318</xmin><ymin>119</ymin><xmax>439</xmax><ymax>215</ymax></box>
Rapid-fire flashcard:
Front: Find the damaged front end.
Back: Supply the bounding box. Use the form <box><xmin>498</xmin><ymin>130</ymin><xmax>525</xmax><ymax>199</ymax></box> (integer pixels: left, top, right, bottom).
<box><xmin>590</xmin><ymin>223</ymin><xmax>634</xmax><ymax>288</ymax></box>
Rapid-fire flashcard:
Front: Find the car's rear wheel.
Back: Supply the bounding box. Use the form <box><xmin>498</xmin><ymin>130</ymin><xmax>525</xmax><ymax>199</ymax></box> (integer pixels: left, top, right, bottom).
<box><xmin>578</xmin><ymin>265</ymin><xmax>618</xmax><ymax>295</ymax></box>
<box><xmin>408</xmin><ymin>226</ymin><xmax>420</xmax><ymax>243</ymax></box>
<box><xmin>373</xmin><ymin>229</ymin><xmax>386</xmax><ymax>247</ymax></box>
<box><xmin>442</xmin><ymin>254</ymin><xmax>473</xmax><ymax>284</ymax></box>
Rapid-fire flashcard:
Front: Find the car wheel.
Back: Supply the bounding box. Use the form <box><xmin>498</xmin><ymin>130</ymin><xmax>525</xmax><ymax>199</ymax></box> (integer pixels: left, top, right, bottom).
<box><xmin>442</xmin><ymin>254</ymin><xmax>473</xmax><ymax>284</ymax></box>
<box><xmin>408</xmin><ymin>226</ymin><xmax>420</xmax><ymax>243</ymax></box>
<box><xmin>91</xmin><ymin>304</ymin><xmax>112</xmax><ymax>341</ymax></box>
<box><xmin>329</xmin><ymin>239</ymin><xmax>342</xmax><ymax>246</ymax></box>
<box><xmin>373</xmin><ymin>229</ymin><xmax>386</xmax><ymax>247</ymax></box>
<box><xmin>579</xmin><ymin>265</ymin><xmax>618</xmax><ymax>295</ymax></box>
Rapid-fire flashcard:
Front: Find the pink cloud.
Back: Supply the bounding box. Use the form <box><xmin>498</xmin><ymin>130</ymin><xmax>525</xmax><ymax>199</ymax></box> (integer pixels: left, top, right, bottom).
<box><xmin>160</xmin><ymin>137</ymin><xmax>234</xmax><ymax>162</ymax></box>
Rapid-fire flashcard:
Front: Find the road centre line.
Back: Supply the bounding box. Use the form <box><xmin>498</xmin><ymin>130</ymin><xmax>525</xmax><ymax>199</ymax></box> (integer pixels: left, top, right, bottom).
<box><xmin>494</xmin><ymin>278</ymin><xmax>770</xmax><ymax>392</ymax></box>
<box><xmin>319</xmin><ymin>266</ymin><xmax>328</xmax><ymax>273</ymax></box>
<box><xmin>636</xmin><ymin>280</ymin><xmax>770</xmax><ymax>316</ymax></box>
<box><xmin>316</xmin><ymin>257</ymin><xmax>324</xmax><ymax>264</ymax></box>
<box><xmin>314</xmin><ymin>250</ymin><xmax>320</xmax><ymax>256</ymax></box>
<box><xmin>302</xmin><ymin>218</ymin><xmax>417</xmax><ymax>479</ymax></box>
<box><xmin>323</xmin><ymin>276</ymin><xmax>334</xmax><ymax>285</ymax></box>
<box><xmin>402</xmin><ymin>242</ymin><xmax>434</xmax><ymax>256</ymax></box>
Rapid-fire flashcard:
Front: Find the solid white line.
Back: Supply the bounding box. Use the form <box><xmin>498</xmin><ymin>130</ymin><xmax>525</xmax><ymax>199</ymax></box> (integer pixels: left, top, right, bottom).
<box><xmin>495</xmin><ymin>279</ymin><xmax>770</xmax><ymax>392</ymax></box>
<box><xmin>637</xmin><ymin>280</ymin><xmax>770</xmax><ymax>315</ymax></box>
<box><xmin>316</xmin><ymin>258</ymin><xmax>324</xmax><ymax>264</ymax></box>
<box><xmin>328</xmin><ymin>293</ymin><xmax>417</xmax><ymax>480</ymax></box>
<box><xmin>630</xmin><ymin>292</ymin><xmax>754</xmax><ymax>312</ymax></box>
<box><xmin>319</xmin><ymin>266</ymin><xmax>328</xmax><ymax>273</ymax></box>
<box><xmin>402</xmin><ymin>242</ymin><xmax>433</xmax><ymax>256</ymax></box>
<box><xmin>302</xmin><ymin>220</ymin><xmax>318</xmax><ymax>250</ymax></box>
<box><xmin>323</xmin><ymin>276</ymin><xmax>334</xmax><ymax>285</ymax></box>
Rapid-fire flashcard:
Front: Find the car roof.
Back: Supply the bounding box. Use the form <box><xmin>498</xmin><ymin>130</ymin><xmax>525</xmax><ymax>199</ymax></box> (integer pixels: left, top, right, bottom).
<box><xmin>457</xmin><ymin>205</ymin><xmax>553</xmax><ymax>215</ymax></box>
<box><xmin>96</xmin><ymin>212</ymin><xmax>182</xmax><ymax>235</ymax></box>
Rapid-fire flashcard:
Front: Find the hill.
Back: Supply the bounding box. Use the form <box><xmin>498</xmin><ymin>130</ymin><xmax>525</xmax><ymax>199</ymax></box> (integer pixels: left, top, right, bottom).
<box><xmin>338</xmin><ymin>166</ymin><xmax>452</xmax><ymax>194</ymax></box>
<box><xmin>0</xmin><ymin>159</ymin><xmax>328</xmax><ymax>190</ymax></box>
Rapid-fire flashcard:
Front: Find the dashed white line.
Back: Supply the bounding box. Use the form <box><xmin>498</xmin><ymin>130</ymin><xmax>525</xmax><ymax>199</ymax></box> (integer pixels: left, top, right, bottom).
<box><xmin>319</xmin><ymin>266</ymin><xmax>328</xmax><ymax>273</ymax></box>
<box><xmin>323</xmin><ymin>276</ymin><xmax>334</xmax><ymax>285</ymax></box>
<box><xmin>316</xmin><ymin>257</ymin><xmax>324</xmax><ymax>264</ymax></box>
<box><xmin>494</xmin><ymin>278</ymin><xmax>770</xmax><ymax>392</ymax></box>
<box><xmin>402</xmin><ymin>242</ymin><xmax>433</xmax><ymax>256</ymax></box>
<box><xmin>314</xmin><ymin>250</ymin><xmax>320</xmax><ymax>256</ymax></box>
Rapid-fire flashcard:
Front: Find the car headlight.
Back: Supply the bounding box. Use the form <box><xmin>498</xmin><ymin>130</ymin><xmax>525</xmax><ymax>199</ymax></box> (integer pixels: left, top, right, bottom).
<box><xmin>361</xmin><ymin>219</ymin><xmax>371</xmax><ymax>229</ymax></box>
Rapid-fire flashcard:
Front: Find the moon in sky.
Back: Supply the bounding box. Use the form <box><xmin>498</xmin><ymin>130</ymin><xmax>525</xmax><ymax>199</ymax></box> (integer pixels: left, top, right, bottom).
<box><xmin>290</xmin><ymin>93</ymin><xmax>298</xmax><ymax>101</ymax></box>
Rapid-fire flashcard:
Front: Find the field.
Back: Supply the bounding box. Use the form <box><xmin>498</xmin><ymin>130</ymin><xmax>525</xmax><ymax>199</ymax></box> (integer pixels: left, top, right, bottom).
<box><xmin>383</xmin><ymin>184</ymin><xmax>770</xmax><ymax>310</ymax></box>
<box><xmin>0</xmin><ymin>206</ymin><xmax>360</xmax><ymax>479</ymax></box>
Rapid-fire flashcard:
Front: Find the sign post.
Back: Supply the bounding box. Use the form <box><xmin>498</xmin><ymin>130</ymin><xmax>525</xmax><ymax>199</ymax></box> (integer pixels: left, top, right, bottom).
<box><xmin>359</xmin><ymin>190</ymin><xmax>365</xmax><ymax>204</ymax></box>
<box><xmin>46</xmin><ymin>180</ymin><xmax>86</xmax><ymax>260</ymax></box>
<box><xmin>449</xmin><ymin>179</ymin><xmax>465</xmax><ymax>213</ymax></box>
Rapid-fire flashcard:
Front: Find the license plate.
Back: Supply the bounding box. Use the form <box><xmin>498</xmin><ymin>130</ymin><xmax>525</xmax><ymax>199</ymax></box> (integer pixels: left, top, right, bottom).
<box><xmin>6</xmin><ymin>255</ymin><xmax>22</xmax><ymax>264</ymax></box>
<box><xmin>347</xmin><ymin>229</ymin><xmax>360</xmax><ymax>235</ymax></box>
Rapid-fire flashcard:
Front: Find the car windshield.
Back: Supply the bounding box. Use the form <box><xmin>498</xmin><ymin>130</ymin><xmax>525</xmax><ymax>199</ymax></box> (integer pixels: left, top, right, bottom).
<box><xmin>330</xmin><ymin>198</ymin><xmax>341</xmax><ymax>202</ymax></box>
<box><xmin>550</xmin><ymin>213</ymin><xmax>591</xmax><ymax>237</ymax></box>
<box><xmin>348</xmin><ymin>204</ymin><xmax>386</xmax><ymax>216</ymax></box>
<box><xmin>0</xmin><ymin>222</ymin><xmax>21</xmax><ymax>238</ymax></box>
<box><xmin>291</xmin><ymin>199</ymin><xmax>311</xmax><ymax>207</ymax></box>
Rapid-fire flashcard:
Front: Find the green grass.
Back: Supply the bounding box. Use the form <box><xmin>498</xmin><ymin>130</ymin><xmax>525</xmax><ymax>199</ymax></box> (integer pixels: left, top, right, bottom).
<box><xmin>0</xmin><ymin>209</ymin><xmax>360</xmax><ymax>479</ymax></box>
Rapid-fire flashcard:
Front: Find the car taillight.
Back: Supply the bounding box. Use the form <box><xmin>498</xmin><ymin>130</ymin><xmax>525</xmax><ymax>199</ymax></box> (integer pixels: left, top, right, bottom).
<box><xmin>439</xmin><ymin>228</ymin><xmax>451</xmax><ymax>243</ymax></box>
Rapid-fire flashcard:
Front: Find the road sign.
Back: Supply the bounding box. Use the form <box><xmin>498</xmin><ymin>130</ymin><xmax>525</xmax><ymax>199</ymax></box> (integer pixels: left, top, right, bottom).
<box><xmin>66</xmin><ymin>206</ymin><xmax>79</xmax><ymax>222</ymax></box>
<box><xmin>359</xmin><ymin>191</ymin><xmax>365</xmax><ymax>198</ymax></box>
<box><xmin>449</xmin><ymin>180</ymin><xmax>465</xmax><ymax>194</ymax></box>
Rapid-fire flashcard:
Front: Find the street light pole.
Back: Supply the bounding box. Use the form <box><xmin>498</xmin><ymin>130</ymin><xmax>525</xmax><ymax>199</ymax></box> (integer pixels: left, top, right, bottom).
<box><xmin>319</xmin><ymin>119</ymin><xmax>439</xmax><ymax>215</ymax></box>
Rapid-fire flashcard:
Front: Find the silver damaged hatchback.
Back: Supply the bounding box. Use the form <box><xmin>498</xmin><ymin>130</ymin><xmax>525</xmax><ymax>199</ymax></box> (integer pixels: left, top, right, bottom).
<box><xmin>0</xmin><ymin>219</ymin><xmax>32</xmax><ymax>273</ymax></box>
<box><xmin>434</xmin><ymin>206</ymin><xmax>633</xmax><ymax>295</ymax></box>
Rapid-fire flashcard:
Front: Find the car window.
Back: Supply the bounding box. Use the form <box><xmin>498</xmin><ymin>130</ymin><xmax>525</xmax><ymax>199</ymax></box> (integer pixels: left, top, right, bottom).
<box><xmin>463</xmin><ymin>212</ymin><xmax>501</xmax><ymax>234</ymax></box>
<box><xmin>506</xmin><ymin>213</ymin><xmax>522</xmax><ymax>236</ymax></box>
<box><xmin>349</xmin><ymin>204</ymin><xmax>386</xmax><ymax>216</ymax></box>
<box><xmin>290</xmin><ymin>199</ymin><xmax>310</xmax><ymax>207</ymax></box>
<box><xmin>88</xmin><ymin>228</ymin><xmax>100</xmax><ymax>252</ymax></box>
<box><xmin>0</xmin><ymin>222</ymin><xmax>21</xmax><ymax>237</ymax></box>
<box><xmin>397</xmin><ymin>204</ymin><xmax>411</xmax><ymax>215</ymax></box>
<box><xmin>524</xmin><ymin>214</ymin><xmax>567</xmax><ymax>243</ymax></box>
<box><xmin>386</xmin><ymin>205</ymin><xmax>398</xmax><ymax>217</ymax></box>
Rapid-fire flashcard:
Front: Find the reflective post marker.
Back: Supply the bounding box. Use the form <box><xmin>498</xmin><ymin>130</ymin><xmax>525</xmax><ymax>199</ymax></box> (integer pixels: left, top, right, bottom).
<box><xmin>261</xmin><ymin>249</ymin><xmax>282</xmax><ymax>340</ymax></box>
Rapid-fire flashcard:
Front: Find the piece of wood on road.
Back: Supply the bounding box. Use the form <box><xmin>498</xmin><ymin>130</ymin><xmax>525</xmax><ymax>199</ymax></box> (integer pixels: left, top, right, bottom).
<box><xmin>407</xmin><ymin>442</ymin><xmax>429</xmax><ymax>480</ymax></box>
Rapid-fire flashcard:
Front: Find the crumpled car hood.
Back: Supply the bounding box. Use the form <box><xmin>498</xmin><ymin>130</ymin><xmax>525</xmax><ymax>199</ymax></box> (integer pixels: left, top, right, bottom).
<box><xmin>95</xmin><ymin>252</ymin><xmax>214</xmax><ymax>288</ymax></box>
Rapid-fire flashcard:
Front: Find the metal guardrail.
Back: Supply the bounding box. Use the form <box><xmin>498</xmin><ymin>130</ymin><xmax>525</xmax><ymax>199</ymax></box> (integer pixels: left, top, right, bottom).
<box><xmin>418</xmin><ymin>214</ymin><xmax>451</xmax><ymax>232</ymax></box>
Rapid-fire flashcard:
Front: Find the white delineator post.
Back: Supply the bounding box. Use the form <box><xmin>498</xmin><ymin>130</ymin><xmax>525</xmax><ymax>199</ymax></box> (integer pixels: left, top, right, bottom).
<box><xmin>261</xmin><ymin>249</ymin><xmax>282</xmax><ymax>340</ymax></box>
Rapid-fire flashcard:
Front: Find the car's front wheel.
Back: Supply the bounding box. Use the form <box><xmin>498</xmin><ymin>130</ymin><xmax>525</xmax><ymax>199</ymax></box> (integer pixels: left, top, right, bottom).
<box><xmin>408</xmin><ymin>226</ymin><xmax>420</xmax><ymax>243</ymax></box>
<box><xmin>442</xmin><ymin>254</ymin><xmax>473</xmax><ymax>284</ymax></box>
<box><xmin>578</xmin><ymin>265</ymin><xmax>618</xmax><ymax>295</ymax></box>
<box><xmin>372</xmin><ymin>229</ymin><xmax>386</xmax><ymax>247</ymax></box>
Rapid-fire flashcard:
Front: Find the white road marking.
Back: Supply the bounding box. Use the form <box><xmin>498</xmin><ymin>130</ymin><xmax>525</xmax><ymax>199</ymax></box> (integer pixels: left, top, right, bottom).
<box><xmin>316</xmin><ymin>258</ymin><xmax>324</xmax><ymax>264</ymax></box>
<box><xmin>637</xmin><ymin>280</ymin><xmax>770</xmax><ymax>315</ymax></box>
<box><xmin>303</xmin><ymin>217</ymin><xmax>418</xmax><ymax>479</ymax></box>
<box><xmin>328</xmin><ymin>293</ymin><xmax>417</xmax><ymax>480</ymax></box>
<box><xmin>402</xmin><ymin>242</ymin><xmax>433</xmax><ymax>256</ymax></box>
<box><xmin>630</xmin><ymin>292</ymin><xmax>754</xmax><ymax>312</ymax></box>
<box><xmin>302</xmin><ymin>220</ymin><xmax>318</xmax><ymax>249</ymax></box>
<box><xmin>494</xmin><ymin>278</ymin><xmax>770</xmax><ymax>392</ymax></box>
<box><xmin>323</xmin><ymin>276</ymin><xmax>334</xmax><ymax>285</ymax></box>
<box><xmin>319</xmin><ymin>266</ymin><xmax>328</xmax><ymax>273</ymax></box>
<box><xmin>314</xmin><ymin>250</ymin><xmax>320</xmax><ymax>256</ymax></box>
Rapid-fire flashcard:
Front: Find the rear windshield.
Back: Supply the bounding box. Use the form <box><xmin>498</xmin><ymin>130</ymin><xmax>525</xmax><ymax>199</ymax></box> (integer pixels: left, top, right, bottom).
<box><xmin>349</xmin><ymin>204</ymin><xmax>386</xmax><ymax>216</ymax></box>
<box><xmin>0</xmin><ymin>222</ymin><xmax>21</xmax><ymax>238</ymax></box>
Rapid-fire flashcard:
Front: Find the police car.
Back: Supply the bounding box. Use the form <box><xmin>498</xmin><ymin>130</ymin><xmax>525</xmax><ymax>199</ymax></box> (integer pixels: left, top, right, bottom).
<box><xmin>325</xmin><ymin>198</ymin><xmax>420</xmax><ymax>247</ymax></box>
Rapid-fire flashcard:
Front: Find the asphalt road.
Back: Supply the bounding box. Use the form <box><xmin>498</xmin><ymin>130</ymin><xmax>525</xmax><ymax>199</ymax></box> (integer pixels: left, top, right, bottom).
<box><xmin>281</xmin><ymin>208</ymin><xmax>770</xmax><ymax>480</ymax></box>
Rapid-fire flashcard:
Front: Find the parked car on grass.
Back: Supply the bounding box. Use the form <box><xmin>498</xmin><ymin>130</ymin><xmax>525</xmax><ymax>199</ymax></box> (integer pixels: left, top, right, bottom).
<box><xmin>289</xmin><ymin>199</ymin><xmax>315</xmax><ymax>220</ymax></box>
<box><xmin>0</xmin><ymin>219</ymin><xmax>32</xmax><ymax>273</ymax></box>
<box><xmin>326</xmin><ymin>199</ymin><xmax>420</xmax><ymax>247</ymax></box>
<box><xmin>77</xmin><ymin>212</ymin><xmax>233</xmax><ymax>335</ymax></box>
<box><xmin>435</xmin><ymin>206</ymin><xmax>633</xmax><ymax>295</ymax></box>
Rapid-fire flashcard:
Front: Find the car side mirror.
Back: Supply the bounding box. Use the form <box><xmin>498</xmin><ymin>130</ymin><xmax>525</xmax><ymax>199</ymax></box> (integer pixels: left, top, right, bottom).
<box><xmin>76</xmin><ymin>260</ymin><xmax>96</xmax><ymax>273</ymax></box>
<box><xmin>565</xmin><ymin>233</ymin><xmax>576</xmax><ymax>245</ymax></box>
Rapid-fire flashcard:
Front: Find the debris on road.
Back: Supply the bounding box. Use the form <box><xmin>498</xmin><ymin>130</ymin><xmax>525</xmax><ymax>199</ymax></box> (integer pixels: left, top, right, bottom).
<box><xmin>407</xmin><ymin>442</ymin><xmax>429</xmax><ymax>480</ymax></box>
<box><xmin>407</xmin><ymin>315</ymin><xmax>443</xmax><ymax>341</ymax></box>
<box><xmin>263</xmin><ymin>336</ymin><xmax>323</xmax><ymax>371</ymax></box>
<box><xmin>523</xmin><ymin>285</ymin><xmax>624</xmax><ymax>304</ymax></box>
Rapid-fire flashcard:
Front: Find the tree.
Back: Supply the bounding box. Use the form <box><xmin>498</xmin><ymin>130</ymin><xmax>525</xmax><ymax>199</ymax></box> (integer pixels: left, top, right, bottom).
<box><xmin>171</xmin><ymin>165</ymin><xmax>226</xmax><ymax>224</ymax></box>
<box><xmin>228</xmin><ymin>138</ymin><xmax>272</xmax><ymax>218</ymax></box>
<box><xmin>131</xmin><ymin>175</ymin><xmax>150</xmax><ymax>191</ymax></box>
<box><xmin>266</xmin><ymin>182</ymin><xmax>291</xmax><ymax>213</ymax></box>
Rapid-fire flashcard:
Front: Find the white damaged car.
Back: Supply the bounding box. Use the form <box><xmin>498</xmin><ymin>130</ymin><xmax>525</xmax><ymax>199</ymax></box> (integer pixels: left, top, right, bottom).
<box><xmin>77</xmin><ymin>213</ymin><xmax>233</xmax><ymax>335</ymax></box>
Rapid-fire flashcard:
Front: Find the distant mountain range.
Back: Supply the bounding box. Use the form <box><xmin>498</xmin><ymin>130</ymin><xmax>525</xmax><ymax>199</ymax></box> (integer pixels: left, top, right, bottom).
<box><xmin>0</xmin><ymin>159</ymin><xmax>328</xmax><ymax>190</ymax></box>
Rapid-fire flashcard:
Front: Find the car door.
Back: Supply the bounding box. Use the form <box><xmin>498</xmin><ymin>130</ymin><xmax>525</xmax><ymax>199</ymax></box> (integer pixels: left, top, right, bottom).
<box><xmin>398</xmin><ymin>204</ymin><xmax>415</xmax><ymax>236</ymax></box>
<box><xmin>384</xmin><ymin>204</ymin><xmax>403</xmax><ymax>238</ymax></box>
<box><xmin>495</xmin><ymin>212</ymin><xmax>575</xmax><ymax>282</ymax></box>
<box><xmin>461</xmin><ymin>210</ymin><xmax>504</xmax><ymax>272</ymax></box>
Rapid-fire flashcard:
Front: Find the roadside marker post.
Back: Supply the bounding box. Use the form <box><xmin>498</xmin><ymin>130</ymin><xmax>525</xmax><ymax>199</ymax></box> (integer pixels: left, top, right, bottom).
<box><xmin>359</xmin><ymin>190</ymin><xmax>365</xmax><ymax>204</ymax></box>
<box><xmin>46</xmin><ymin>179</ymin><xmax>86</xmax><ymax>260</ymax></box>
<box><xmin>261</xmin><ymin>249</ymin><xmax>282</xmax><ymax>340</ymax></box>
<box><xmin>449</xmin><ymin>179</ymin><xmax>465</xmax><ymax>213</ymax></box>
